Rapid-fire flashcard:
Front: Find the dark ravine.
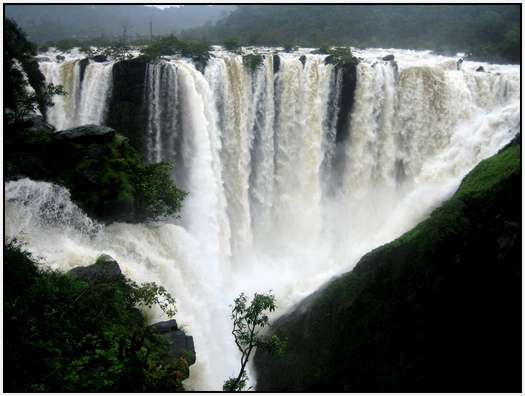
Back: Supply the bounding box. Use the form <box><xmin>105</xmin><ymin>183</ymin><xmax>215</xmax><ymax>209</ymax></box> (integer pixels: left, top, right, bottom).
<box><xmin>254</xmin><ymin>137</ymin><xmax>521</xmax><ymax>392</ymax></box>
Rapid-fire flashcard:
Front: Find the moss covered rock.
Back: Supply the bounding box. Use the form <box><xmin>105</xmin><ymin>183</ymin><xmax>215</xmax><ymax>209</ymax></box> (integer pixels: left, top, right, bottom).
<box><xmin>4</xmin><ymin>243</ymin><xmax>189</xmax><ymax>392</ymax></box>
<box><xmin>5</xmin><ymin>123</ymin><xmax>185</xmax><ymax>223</ymax></box>
<box><xmin>254</xmin><ymin>139</ymin><xmax>521</xmax><ymax>392</ymax></box>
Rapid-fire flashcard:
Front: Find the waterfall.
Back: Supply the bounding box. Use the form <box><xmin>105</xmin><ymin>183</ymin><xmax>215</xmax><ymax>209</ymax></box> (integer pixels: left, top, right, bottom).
<box><xmin>39</xmin><ymin>58</ymin><xmax>113</xmax><ymax>129</ymax></box>
<box><xmin>12</xmin><ymin>48</ymin><xmax>520</xmax><ymax>390</ymax></box>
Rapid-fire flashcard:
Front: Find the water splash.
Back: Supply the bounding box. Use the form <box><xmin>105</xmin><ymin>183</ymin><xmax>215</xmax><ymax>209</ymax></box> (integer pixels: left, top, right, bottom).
<box><xmin>14</xmin><ymin>48</ymin><xmax>521</xmax><ymax>390</ymax></box>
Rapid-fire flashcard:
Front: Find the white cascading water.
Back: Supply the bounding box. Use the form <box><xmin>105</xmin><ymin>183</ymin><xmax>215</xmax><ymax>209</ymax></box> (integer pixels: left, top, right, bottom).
<box><xmin>40</xmin><ymin>56</ymin><xmax>113</xmax><ymax>129</ymax></box>
<box><xmin>7</xmin><ymin>47</ymin><xmax>520</xmax><ymax>390</ymax></box>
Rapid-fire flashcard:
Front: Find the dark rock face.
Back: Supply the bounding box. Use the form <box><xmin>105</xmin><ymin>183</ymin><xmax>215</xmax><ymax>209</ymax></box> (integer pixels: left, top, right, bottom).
<box><xmin>9</xmin><ymin>114</ymin><xmax>56</xmax><ymax>133</ymax></box>
<box><xmin>476</xmin><ymin>66</ymin><xmax>485</xmax><ymax>72</ymax></box>
<box><xmin>54</xmin><ymin>124</ymin><xmax>116</xmax><ymax>144</ymax></box>
<box><xmin>69</xmin><ymin>254</ymin><xmax>124</xmax><ymax>283</ymax></box>
<box><xmin>334</xmin><ymin>61</ymin><xmax>358</xmax><ymax>143</ymax></box>
<box><xmin>78</xmin><ymin>58</ymin><xmax>90</xmax><ymax>84</ymax></box>
<box><xmin>299</xmin><ymin>55</ymin><xmax>307</xmax><ymax>67</ymax></box>
<box><xmin>35</xmin><ymin>56</ymin><xmax>51</xmax><ymax>62</ymax></box>
<box><xmin>106</xmin><ymin>58</ymin><xmax>148</xmax><ymax>156</ymax></box>
<box><xmin>56</xmin><ymin>55</ymin><xmax>65</xmax><ymax>62</ymax></box>
<box><xmin>273</xmin><ymin>54</ymin><xmax>281</xmax><ymax>74</ymax></box>
<box><xmin>91</xmin><ymin>54</ymin><xmax>108</xmax><ymax>63</ymax></box>
<box><xmin>382</xmin><ymin>54</ymin><xmax>395</xmax><ymax>61</ymax></box>
<box><xmin>255</xmin><ymin>142</ymin><xmax>521</xmax><ymax>392</ymax></box>
<box><xmin>151</xmin><ymin>320</ymin><xmax>196</xmax><ymax>366</ymax></box>
<box><xmin>152</xmin><ymin>319</ymin><xmax>179</xmax><ymax>333</ymax></box>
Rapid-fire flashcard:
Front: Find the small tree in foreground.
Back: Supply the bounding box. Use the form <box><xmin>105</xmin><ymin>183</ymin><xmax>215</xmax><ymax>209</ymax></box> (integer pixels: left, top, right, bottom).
<box><xmin>223</xmin><ymin>292</ymin><xmax>285</xmax><ymax>391</ymax></box>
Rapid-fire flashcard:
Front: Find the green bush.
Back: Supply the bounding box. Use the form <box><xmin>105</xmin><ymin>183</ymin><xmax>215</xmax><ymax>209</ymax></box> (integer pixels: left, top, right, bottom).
<box><xmin>224</xmin><ymin>37</ymin><xmax>241</xmax><ymax>52</ymax></box>
<box><xmin>243</xmin><ymin>54</ymin><xmax>264</xmax><ymax>72</ymax></box>
<box><xmin>140</xmin><ymin>34</ymin><xmax>210</xmax><ymax>69</ymax></box>
<box><xmin>4</xmin><ymin>241</ymin><xmax>187</xmax><ymax>392</ymax></box>
<box><xmin>4</xmin><ymin>127</ymin><xmax>187</xmax><ymax>223</ymax></box>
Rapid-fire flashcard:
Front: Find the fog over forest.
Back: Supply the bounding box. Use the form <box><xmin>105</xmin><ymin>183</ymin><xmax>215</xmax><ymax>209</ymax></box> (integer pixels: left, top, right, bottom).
<box><xmin>5</xmin><ymin>4</ymin><xmax>520</xmax><ymax>62</ymax></box>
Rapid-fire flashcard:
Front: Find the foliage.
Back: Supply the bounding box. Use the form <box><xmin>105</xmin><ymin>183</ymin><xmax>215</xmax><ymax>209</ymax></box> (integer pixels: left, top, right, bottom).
<box><xmin>4</xmin><ymin>127</ymin><xmax>187</xmax><ymax>223</ymax></box>
<box><xmin>4</xmin><ymin>18</ymin><xmax>66</xmax><ymax>120</ymax></box>
<box><xmin>140</xmin><ymin>34</ymin><xmax>210</xmax><ymax>69</ymax></box>
<box><xmin>4</xmin><ymin>241</ymin><xmax>187</xmax><ymax>392</ymax></box>
<box><xmin>223</xmin><ymin>292</ymin><xmax>285</xmax><ymax>391</ymax></box>
<box><xmin>185</xmin><ymin>4</ymin><xmax>520</xmax><ymax>63</ymax></box>
<box><xmin>324</xmin><ymin>47</ymin><xmax>356</xmax><ymax>66</ymax></box>
<box><xmin>242</xmin><ymin>54</ymin><xmax>264</xmax><ymax>72</ymax></box>
<box><xmin>223</xmin><ymin>37</ymin><xmax>241</xmax><ymax>52</ymax></box>
<box><xmin>11</xmin><ymin>83</ymin><xmax>67</xmax><ymax>121</ymax></box>
<box><xmin>128</xmin><ymin>280</ymin><xmax>177</xmax><ymax>318</ymax></box>
<box><xmin>254</xmin><ymin>140</ymin><xmax>521</xmax><ymax>391</ymax></box>
<box><xmin>134</xmin><ymin>162</ymin><xmax>187</xmax><ymax>222</ymax></box>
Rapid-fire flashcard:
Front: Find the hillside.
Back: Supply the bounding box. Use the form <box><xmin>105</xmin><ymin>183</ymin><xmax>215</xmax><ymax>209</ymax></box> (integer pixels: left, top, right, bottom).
<box><xmin>4</xmin><ymin>4</ymin><xmax>234</xmax><ymax>43</ymax></box>
<box><xmin>185</xmin><ymin>4</ymin><xmax>520</xmax><ymax>63</ymax></box>
<box><xmin>254</xmin><ymin>137</ymin><xmax>522</xmax><ymax>391</ymax></box>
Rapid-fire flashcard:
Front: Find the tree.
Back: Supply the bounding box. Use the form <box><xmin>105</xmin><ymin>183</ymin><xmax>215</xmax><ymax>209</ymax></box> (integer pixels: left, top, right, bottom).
<box><xmin>5</xmin><ymin>18</ymin><xmax>66</xmax><ymax>122</ymax></box>
<box><xmin>223</xmin><ymin>37</ymin><xmax>241</xmax><ymax>52</ymax></box>
<box><xmin>223</xmin><ymin>292</ymin><xmax>285</xmax><ymax>391</ymax></box>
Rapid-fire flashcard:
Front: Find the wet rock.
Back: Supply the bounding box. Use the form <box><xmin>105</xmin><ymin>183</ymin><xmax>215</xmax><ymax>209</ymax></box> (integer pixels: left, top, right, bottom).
<box><xmin>54</xmin><ymin>124</ymin><xmax>116</xmax><ymax>144</ymax></box>
<box><xmin>299</xmin><ymin>55</ymin><xmax>307</xmax><ymax>67</ymax></box>
<box><xmin>457</xmin><ymin>58</ymin><xmax>464</xmax><ymax>70</ymax></box>
<box><xmin>35</xmin><ymin>56</ymin><xmax>51</xmax><ymax>62</ymax></box>
<box><xmin>78</xmin><ymin>58</ymin><xmax>90</xmax><ymax>83</ymax></box>
<box><xmin>9</xmin><ymin>114</ymin><xmax>56</xmax><ymax>133</ymax></box>
<box><xmin>91</xmin><ymin>54</ymin><xmax>108</xmax><ymax>63</ymax></box>
<box><xmin>382</xmin><ymin>54</ymin><xmax>395</xmax><ymax>61</ymax></box>
<box><xmin>476</xmin><ymin>66</ymin><xmax>485</xmax><ymax>72</ymax></box>
<box><xmin>56</xmin><ymin>54</ymin><xmax>65</xmax><ymax>62</ymax></box>
<box><xmin>273</xmin><ymin>54</ymin><xmax>281</xmax><ymax>73</ymax></box>
<box><xmin>68</xmin><ymin>254</ymin><xmax>124</xmax><ymax>283</ymax></box>
<box><xmin>151</xmin><ymin>320</ymin><xmax>196</xmax><ymax>365</ymax></box>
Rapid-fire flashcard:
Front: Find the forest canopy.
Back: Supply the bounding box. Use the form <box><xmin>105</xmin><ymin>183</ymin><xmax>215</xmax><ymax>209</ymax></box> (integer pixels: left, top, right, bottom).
<box><xmin>185</xmin><ymin>5</ymin><xmax>520</xmax><ymax>62</ymax></box>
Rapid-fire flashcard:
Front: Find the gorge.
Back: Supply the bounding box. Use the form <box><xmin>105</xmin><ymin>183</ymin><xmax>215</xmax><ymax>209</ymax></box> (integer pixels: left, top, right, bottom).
<box><xmin>5</xmin><ymin>46</ymin><xmax>520</xmax><ymax>390</ymax></box>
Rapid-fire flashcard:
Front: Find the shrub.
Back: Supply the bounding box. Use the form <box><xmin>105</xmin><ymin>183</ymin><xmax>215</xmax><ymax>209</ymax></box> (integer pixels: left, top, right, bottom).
<box><xmin>4</xmin><ymin>241</ymin><xmax>186</xmax><ymax>392</ymax></box>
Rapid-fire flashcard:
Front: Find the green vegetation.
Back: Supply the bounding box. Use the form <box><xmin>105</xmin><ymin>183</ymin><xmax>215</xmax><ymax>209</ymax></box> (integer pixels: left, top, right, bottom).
<box><xmin>140</xmin><ymin>34</ymin><xmax>210</xmax><ymax>70</ymax></box>
<box><xmin>224</xmin><ymin>292</ymin><xmax>285</xmax><ymax>391</ymax></box>
<box><xmin>242</xmin><ymin>54</ymin><xmax>264</xmax><ymax>72</ymax></box>
<box><xmin>186</xmin><ymin>5</ymin><xmax>520</xmax><ymax>63</ymax></box>
<box><xmin>255</xmin><ymin>139</ymin><xmax>521</xmax><ymax>391</ymax></box>
<box><xmin>4</xmin><ymin>126</ymin><xmax>187</xmax><ymax>223</ymax></box>
<box><xmin>4</xmin><ymin>19</ymin><xmax>66</xmax><ymax>121</ymax></box>
<box><xmin>224</xmin><ymin>37</ymin><xmax>241</xmax><ymax>52</ymax></box>
<box><xmin>324</xmin><ymin>47</ymin><xmax>357</xmax><ymax>66</ymax></box>
<box><xmin>4</xmin><ymin>241</ymin><xmax>188</xmax><ymax>392</ymax></box>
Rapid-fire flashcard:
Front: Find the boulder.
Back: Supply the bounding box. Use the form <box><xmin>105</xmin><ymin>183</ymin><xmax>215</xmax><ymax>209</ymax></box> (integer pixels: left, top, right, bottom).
<box><xmin>35</xmin><ymin>56</ymin><xmax>51</xmax><ymax>62</ymax></box>
<box><xmin>54</xmin><ymin>124</ymin><xmax>116</xmax><ymax>144</ymax></box>
<box><xmin>299</xmin><ymin>55</ymin><xmax>307</xmax><ymax>67</ymax></box>
<box><xmin>457</xmin><ymin>58</ymin><xmax>464</xmax><ymax>70</ymax></box>
<box><xmin>476</xmin><ymin>66</ymin><xmax>485</xmax><ymax>72</ymax></box>
<box><xmin>7</xmin><ymin>114</ymin><xmax>55</xmax><ymax>133</ymax></box>
<box><xmin>152</xmin><ymin>319</ymin><xmax>179</xmax><ymax>333</ymax></box>
<box><xmin>68</xmin><ymin>254</ymin><xmax>124</xmax><ymax>283</ymax></box>
<box><xmin>382</xmin><ymin>54</ymin><xmax>395</xmax><ymax>61</ymax></box>
<box><xmin>56</xmin><ymin>55</ymin><xmax>65</xmax><ymax>62</ymax></box>
<box><xmin>91</xmin><ymin>54</ymin><xmax>108</xmax><ymax>63</ymax></box>
<box><xmin>151</xmin><ymin>320</ymin><xmax>196</xmax><ymax>365</ymax></box>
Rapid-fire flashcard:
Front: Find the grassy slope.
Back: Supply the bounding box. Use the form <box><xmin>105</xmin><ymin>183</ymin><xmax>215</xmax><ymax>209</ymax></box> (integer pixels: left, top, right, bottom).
<box><xmin>255</xmin><ymin>140</ymin><xmax>521</xmax><ymax>392</ymax></box>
